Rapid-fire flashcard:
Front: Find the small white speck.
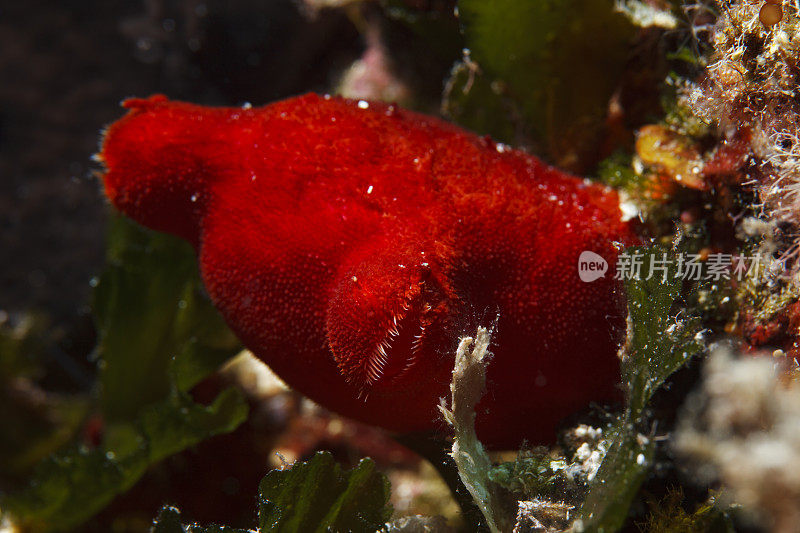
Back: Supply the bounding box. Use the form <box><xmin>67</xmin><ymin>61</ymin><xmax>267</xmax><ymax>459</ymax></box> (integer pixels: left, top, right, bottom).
<box><xmin>280</xmin><ymin>112</ymin><xmax>287</xmax><ymax>118</ymax></box>
<box><xmin>323</xmin><ymin>94</ymin><xmax>331</xmax><ymax>100</ymax></box>
<box><xmin>190</xmin><ymin>194</ymin><xmax>198</xmax><ymax>202</ymax></box>
<box><xmin>367</xmin><ymin>185</ymin><xmax>373</xmax><ymax>194</ymax></box>
<box><xmin>357</xmin><ymin>100</ymin><xmax>369</xmax><ymax>109</ymax></box>
<box><xmin>251</xmin><ymin>173</ymin><xmax>257</xmax><ymax>182</ymax></box>
<box><xmin>636</xmin><ymin>454</ymin><xmax>646</xmax><ymax>465</ymax></box>
<box><xmin>413</xmin><ymin>157</ymin><xmax>420</xmax><ymax>164</ymax></box>
<box><xmin>495</xmin><ymin>143</ymin><xmax>508</xmax><ymax>153</ymax></box>
<box><xmin>242</xmin><ymin>102</ymin><xmax>252</xmax><ymax>109</ymax></box>
<box><xmin>351</xmin><ymin>276</ymin><xmax>358</xmax><ymax>282</ymax></box>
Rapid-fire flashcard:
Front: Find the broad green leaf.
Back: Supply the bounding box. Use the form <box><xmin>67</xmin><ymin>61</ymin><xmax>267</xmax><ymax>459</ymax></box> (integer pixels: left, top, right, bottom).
<box><xmin>622</xmin><ymin>246</ymin><xmax>704</xmax><ymax>420</ymax></box>
<box><xmin>1</xmin><ymin>444</ymin><xmax>148</xmax><ymax>533</ymax></box>
<box><xmin>148</xmin><ymin>452</ymin><xmax>391</xmax><ymax>533</ymax></box>
<box><xmin>2</xmin><ymin>214</ymin><xmax>248</xmax><ymax>531</ymax></box>
<box><xmin>2</xmin><ymin>387</ymin><xmax>247</xmax><ymax>532</ymax></box>
<box><xmin>576</xmin><ymin>246</ymin><xmax>703</xmax><ymax>532</ymax></box>
<box><xmin>94</xmin><ymin>215</ymin><xmax>240</xmax><ymax>422</ymax></box>
<box><xmin>258</xmin><ymin>451</ymin><xmax>392</xmax><ymax>532</ymax></box>
<box><xmin>452</xmin><ymin>0</ymin><xmax>634</xmax><ymax>169</ymax></box>
<box><xmin>576</xmin><ymin>422</ymin><xmax>655</xmax><ymax>533</ymax></box>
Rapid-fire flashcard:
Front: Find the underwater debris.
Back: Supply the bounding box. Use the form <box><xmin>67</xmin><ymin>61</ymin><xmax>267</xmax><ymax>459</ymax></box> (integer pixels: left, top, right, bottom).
<box><xmin>677</xmin><ymin>346</ymin><xmax>800</xmax><ymax>531</ymax></box>
<box><xmin>682</xmin><ymin>0</ymin><xmax>800</xmax><ymax>235</ymax></box>
<box><xmin>439</xmin><ymin>327</ymin><xmax>510</xmax><ymax>533</ymax></box>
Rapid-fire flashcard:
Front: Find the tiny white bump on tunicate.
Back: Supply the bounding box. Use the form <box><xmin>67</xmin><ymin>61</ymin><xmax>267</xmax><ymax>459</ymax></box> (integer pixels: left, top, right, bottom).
<box><xmin>367</xmin><ymin>185</ymin><xmax>373</xmax><ymax>194</ymax></box>
<box><xmin>242</xmin><ymin>102</ymin><xmax>252</xmax><ymax>109</ymax></box>
<box><xmin>357</xmin><ymin>100</ymin><xmax>369</xmax><ymax>109</ymax></box>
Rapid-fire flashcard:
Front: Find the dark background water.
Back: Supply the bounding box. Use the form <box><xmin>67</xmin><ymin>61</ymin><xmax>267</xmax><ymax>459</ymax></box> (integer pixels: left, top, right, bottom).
<box><xmin>0</xmin><ymin>0</ymin><xmax>362</xmax><ymax>346</ymax></box>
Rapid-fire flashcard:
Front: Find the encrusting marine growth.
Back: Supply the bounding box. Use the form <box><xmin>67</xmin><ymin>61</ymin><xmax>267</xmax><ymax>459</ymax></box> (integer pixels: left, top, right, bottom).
<box><xmin>99</xmin><ymin>94</ymin><xmax>634</xmax><ymax>448</ymax></box>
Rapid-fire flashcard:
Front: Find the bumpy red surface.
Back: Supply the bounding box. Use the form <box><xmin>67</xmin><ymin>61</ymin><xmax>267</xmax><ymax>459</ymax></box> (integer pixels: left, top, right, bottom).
<box><xmin>100</xmin><ymin>94</ymin><xmax>633</xmax><ymax>448</ymax></box>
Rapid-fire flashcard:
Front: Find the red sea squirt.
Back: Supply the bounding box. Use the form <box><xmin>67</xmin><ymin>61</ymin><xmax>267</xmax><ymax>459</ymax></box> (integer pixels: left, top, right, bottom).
<box><xmin>100</xmin><ymin>94</ymin><xmax>634</xmax><ymax>448</ymax></box>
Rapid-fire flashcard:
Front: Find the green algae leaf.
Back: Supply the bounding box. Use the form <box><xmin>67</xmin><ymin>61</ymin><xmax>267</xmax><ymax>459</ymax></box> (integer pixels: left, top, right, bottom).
<box><xmin>488</xmin><ymin>450</ymin><xmax>569</xmax><ymax>501</ymax></box>
<box><xmin>1</xmin><ymin>214</ymin><xmax>248</xmax><ymax>531</ymax></box>
<box><xmin>576</xmin><ymin>422</ymin><xmax>656</xmax><ymax>533</ymax></box>
<box><xmin>1</xmin><ymin>444</ymin><xmax>147</xmax><ymax>533</ymax></box>
<box><xmin>258</xmin><ymin>451</ymin><xmax>392</xmax><ymax>533</ymax></box>
<box><xmin>452</xmin><ymin>0</ymin><xmax>634</xmax><ymax>169</ymax></box>
<box><xmin>622</xmin><ymin>246</ymin><xmax>704</xmax><ymax>420</ymax></box>
<box><xmin>576</xmin><ymin>246</ymin><xmax>704</xmax><ymax>532</ymax></box>
<box><xmin>94</xmin><ymin>214</ymin><xmax>241</xmax><ymax>422</ymax></box>
<box><xmin>596</xmin><ymin>152</ymin><xmax>642</xmax><ymax>191</ymax></box>
<box><xmin>148</xmin><ymin>452</ymin><xmax>391</xmax><ymax>533</ymax></box>
<box><xmin>1</xmin><ymin>387</ymin><xmax>247</xmax><ymax>532</ymax></box>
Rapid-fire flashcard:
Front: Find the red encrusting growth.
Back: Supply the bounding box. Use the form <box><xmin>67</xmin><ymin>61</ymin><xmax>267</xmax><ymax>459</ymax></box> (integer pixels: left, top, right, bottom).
<box><xmin>100</xmin><ymin>94</ymin><xmax>635</xmax><ymax>448</ymax></box>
